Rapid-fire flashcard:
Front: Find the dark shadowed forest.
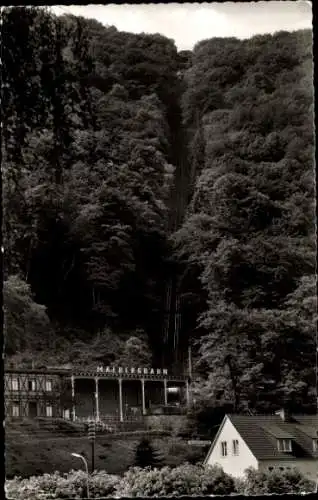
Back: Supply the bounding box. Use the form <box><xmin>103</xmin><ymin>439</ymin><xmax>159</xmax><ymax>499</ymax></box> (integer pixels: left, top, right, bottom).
<box><xmin>2</xmin><ymin>6</ymin><xmax>316</xmax><ymax>425</ymax></box>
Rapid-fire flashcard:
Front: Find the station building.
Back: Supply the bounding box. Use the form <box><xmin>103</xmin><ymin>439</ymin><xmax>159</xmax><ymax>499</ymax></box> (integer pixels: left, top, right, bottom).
<box><xmin>4</xmin><ymin>365</ymin><xmax>191</xmax><ymax>422</ymax></box>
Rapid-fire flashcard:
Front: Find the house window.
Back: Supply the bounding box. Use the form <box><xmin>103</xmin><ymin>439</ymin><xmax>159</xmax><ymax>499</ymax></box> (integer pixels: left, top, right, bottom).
<box><xmin>46</xmin><ymin>405</ymin><xmax>53</xmax><ymax>417</ymax></box>
<box><xmin>277</xmin><ymin>439</ymin><xmax>292</xmax><ymax>452</ymax></box>
<box><xmin>28</xmin><ymin>401</ymin><xmax>38</xmax><ymax>417</ymax></box>
<box><xmin>12</xmin><ymin>403</ymin><xmax>20</xmax><ymax>417</ymax></box>
<box><xmin>221</xmin><ymin>441</ymin><xmax>227</xmax><ymax>457</ymax></box>
<box><xmin>63</xmin><ymin>409</ymin><xmax>70</xmax><ymax>420</ymax></box>
<box><xmin>11</xmin><ymin>378</ymin><xmax>19</xmax><ymax>391</ymax></box>
<box><xmin>232</xmin><ymin>439</ymin><xmax>239</xmax><ymax>455</ymax></box>
<box><xmin>45</xmin><ymin>380</ymin><xmax>52</xmax><ymax>392</ymax></box>
<box><xmin>313</xmin><ymin>439</ymin><xmax>318</xmax><ymax>452</ymax></box>
<box><xmin>28</xmin><ymin>380</ymin><xmax>36</xmax><ymax>391</ymax></box>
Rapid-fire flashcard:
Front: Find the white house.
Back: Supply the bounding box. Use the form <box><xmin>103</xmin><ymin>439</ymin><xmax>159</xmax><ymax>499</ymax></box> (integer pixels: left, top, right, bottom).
<box><xmin>204</xmin><ymin>411</ymin><xmax>318</xmax><ymax>481</ymax></box>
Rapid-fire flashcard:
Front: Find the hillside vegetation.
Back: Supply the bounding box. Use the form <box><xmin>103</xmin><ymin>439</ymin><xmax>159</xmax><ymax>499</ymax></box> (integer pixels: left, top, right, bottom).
<box><xmin>175</xmin><ymin>30</ymin><xmax>316</xmax><ymax>414</ymax></box>
<box><xmin>3</xmin><ymin>7</ymin><xmax>183</xmax><ymax>368</ymax></box>
<box><xmin>3</xmin><ymin>7</ymin><xmax>316</xmax><ymax>418</ymax></box>
<box><xmin>6</xmin><ymin>418</ymin><xmax>204</xmax><ymax>477</ymax></box>
<box><xmin>175</xmin><ymin>31</ymin><xmax>316</xmax><ymax>411</ymax></box>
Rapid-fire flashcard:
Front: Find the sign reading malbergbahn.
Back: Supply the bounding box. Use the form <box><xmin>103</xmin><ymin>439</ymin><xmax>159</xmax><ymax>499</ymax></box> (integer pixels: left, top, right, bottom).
<box><xmin>5</xmin><ymin>366</ymin><xmax>190</xmax><ymax>422</ymax></box>
<box><xmin>96</xmin><ymin>366</ymin><xmax>168</xmax><ymax>376</ymax></box>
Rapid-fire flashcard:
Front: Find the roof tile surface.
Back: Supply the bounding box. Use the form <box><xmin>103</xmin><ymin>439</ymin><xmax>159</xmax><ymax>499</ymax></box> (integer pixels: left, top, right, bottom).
<box><xmin>228</xmin><ymin>414</ymin><xmax>318</xmax><ymax>460</ymax></box>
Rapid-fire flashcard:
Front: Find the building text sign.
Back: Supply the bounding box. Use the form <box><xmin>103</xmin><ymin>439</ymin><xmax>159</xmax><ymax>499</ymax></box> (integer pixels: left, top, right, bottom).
<box><xmin>187</xmin><ymin>440</ymin><xmax>212</xmax><ymax>446</ymax></box>
<box><xmin>96</xmin><ymin>366</ymin><xmax>168</xmax><ymax>376</ymax></box>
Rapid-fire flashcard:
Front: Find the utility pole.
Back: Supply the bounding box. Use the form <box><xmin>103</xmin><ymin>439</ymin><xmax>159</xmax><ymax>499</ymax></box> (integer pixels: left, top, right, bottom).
<box><xmin>88</xmin><ymin>420</ymin><xmax>95</xmax><ymax>473</ymax></box>
<box><xmin>188</xmin><ymin>344</ymin><xmax>192</xmax><ymax>379</ymax></box>
<box><xmin>316</xmin><ymin>342</ymin><xmax>318</xmax><ymax>414</ymax></box>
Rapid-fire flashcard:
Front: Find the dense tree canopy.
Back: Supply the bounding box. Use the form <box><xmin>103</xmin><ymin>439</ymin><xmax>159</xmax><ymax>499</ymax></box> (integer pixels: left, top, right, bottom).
<box><xmin>2</xmin><ymin>7</ymin><xmax>179</xmax><ymax>366</ymax></box>
<box><xmin>175</xmin><ymin>29</ymin><xmax>315</xmax><ymax>413</ymax></box>
<box><xmin>2</xmin><ymin>7</ymin><xmax>315</xmax><ymax>417</ymax></box>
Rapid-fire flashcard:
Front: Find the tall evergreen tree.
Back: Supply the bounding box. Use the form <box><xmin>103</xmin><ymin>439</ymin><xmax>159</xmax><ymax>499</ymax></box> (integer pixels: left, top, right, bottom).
<box><xmin>134</xmin><ymin>438</ymin><xmax>162</xmax><ymax>468</ymax></box>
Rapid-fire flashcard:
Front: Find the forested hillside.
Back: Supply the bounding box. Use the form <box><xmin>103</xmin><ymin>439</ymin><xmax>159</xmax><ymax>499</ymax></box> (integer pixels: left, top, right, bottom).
<box><xmin>3</xmin><ymin>7</ymin><xmax>184</xmax><ymax>369</ymax></box>
<box><xmin>175</xmin><ymin>30</ymin><xmax>316</xmax><ymax>414</ymax></box>
<box><xmin>3</xmin><ymin>7</ymin><xmax>316</xmax><ymax>414</ymax></box>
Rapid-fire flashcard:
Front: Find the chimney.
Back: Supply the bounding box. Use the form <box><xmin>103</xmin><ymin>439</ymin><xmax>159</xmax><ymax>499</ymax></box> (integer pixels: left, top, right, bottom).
<box><xmin>275</xmin><ymin>408</ymin><xmax>290</xmax><ymax>422</ymax></box>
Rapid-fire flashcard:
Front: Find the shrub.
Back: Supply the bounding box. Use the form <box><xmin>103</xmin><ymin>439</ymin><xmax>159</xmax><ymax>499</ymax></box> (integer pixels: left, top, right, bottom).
<box><xmin>114</xmin><ymin>463</ymin><xmax>236</xmax><ymax>497</ymax></box>
<box><xmin>239</xmin><ymin>467</ymin><xmax>316</xmax><ymax>495</ymax></box>
<box><xmin>202</xmin><ymin>465</ymin><xmax>236</xmax><ymax>495</ymax></box>
<box><xmin>115</xmin><ymin>464</ymin><xmax>200</xmax><ymax>497</ymax></box>
<box><xmin>54</xmin><ymin>470</ymin><xmax>91</xmax><ymax>498</ymax></box>
<box><xmin>90</xmin><ymin>471</ymin><xmax>119</xmax><ymax>498</ymax></box>
<box><xmin>162</xmin><ymin>463</ymin><xmax>205</xmax><ymax>495</ymax></box>
<box><xmin>6</xmin><ymin>472</ymin><xmax>61</xmax><ymax>500</ymax></box>
<box><xmin>6</xmin><ymin>470</ymin><xmax>120</xmax><ymax>499</ymax></box>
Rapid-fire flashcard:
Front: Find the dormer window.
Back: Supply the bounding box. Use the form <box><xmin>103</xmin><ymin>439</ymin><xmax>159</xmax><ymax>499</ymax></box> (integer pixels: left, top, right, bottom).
<box><xmin>277</xmin><ymin>438</ymin><xmax>292</xmax><ymax>452</ymax></box>
<box><xmin>313</xmin><ymin>439</ymin><xmax>318</xmax><ymax>452</ymax></box>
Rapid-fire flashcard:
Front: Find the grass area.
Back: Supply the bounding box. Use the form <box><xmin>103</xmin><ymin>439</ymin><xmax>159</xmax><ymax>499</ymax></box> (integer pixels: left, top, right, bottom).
<box><xmin>5</xmin><ymin>419</ymin><xmax>206</xmax><ymax>478</ymax></box>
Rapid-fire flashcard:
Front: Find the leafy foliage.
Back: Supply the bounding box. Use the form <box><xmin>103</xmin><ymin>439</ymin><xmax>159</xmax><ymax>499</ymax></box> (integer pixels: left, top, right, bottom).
<box><xmin>236</xmin><ymin>467</ymin><xmax>316</xmax><ymax>495</ymax></box>
<box><xmin>5</xmin><ymin>469</ymin><xmax>119</xmax><ymax>499</ymax></box>
<box><xmin>175</xmin><ymin>29</ymin><xmax>315</xmax><ymax>414</ymax></box>
<box><xmin>115</xmin><ymin>463</ymin><xmax>235</xmax><ymax>497</ymax></box>
<box><xmin>2</xmin><ymin>6</ymin><xmax>180</xmax><ymax>365</ymax></box>
<box><xmin>2</xmin><ymin>6</ymin><xmax>315</xmax><ymax>424</ymax></box>
<box><xmin>7</xmin><ymin>465</ymin><xmax>314</xmax><ymax>498</ymax></box>
<box><xmin>4</xmin><ymin>276</ymin><xmax>52</xmax><ymax>356</ymax></box>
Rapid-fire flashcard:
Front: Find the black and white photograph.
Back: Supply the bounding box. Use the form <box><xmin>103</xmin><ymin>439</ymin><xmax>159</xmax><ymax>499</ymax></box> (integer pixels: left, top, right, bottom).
<box><xmin>2</xmin><ymin>1</ymin><xmax>316</xmax><ymax>498</ymax></box>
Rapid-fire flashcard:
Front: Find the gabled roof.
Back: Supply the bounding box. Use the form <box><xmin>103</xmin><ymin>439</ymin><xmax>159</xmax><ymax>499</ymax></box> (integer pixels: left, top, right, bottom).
<box><xmin>265</xmin><ymin>425</ymin><xmax>295</xmax><ymax>439</ymax></box>
<box><xmin>204</xmin><ymin>415</ymin><xmax>227</xmax><ymax>465</ymax></box>
<box><xmin>205</xmin><ymin>413</ymin><xmax>318</xmax><ymax>463</ymax></box>
<box><xmin>296</xmin><ymin>425</ymin><xmax>318</xmax><ymax>439</ymax></box>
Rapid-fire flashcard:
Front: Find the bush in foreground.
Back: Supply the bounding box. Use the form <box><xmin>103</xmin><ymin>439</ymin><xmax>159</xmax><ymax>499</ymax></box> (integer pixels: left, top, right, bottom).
<box><xmin>108</xmin><ymin>463</ymin><xmax>235</xmax><ymax>497</ymax></box>
<box><xmin>237</xmin><ymin>467</ymin><xmax>316</xmax><ymax>495</ymax></box>
<box><xmin>202</xmin><ymin>465</ymin><xmax>236</xmax><ymax>495</ymax></box>
<box><xmin>116</xmin><ymin>464</ymin><xmax>199</xmax><ymax>497</ymax></box>
<box><xmin>5</xmin><ymin>470</ymin><xmax>119</xmax><ymax>499</ymax></box>
<box><xmin>6</xmin><ymin>463</ymin><xmax>316</xmax><ymax>498</ymax></box>
<box><xmin>6</xmin><ymin>464</ymin><xmax>233</xmax><ymax>498</ymax></box>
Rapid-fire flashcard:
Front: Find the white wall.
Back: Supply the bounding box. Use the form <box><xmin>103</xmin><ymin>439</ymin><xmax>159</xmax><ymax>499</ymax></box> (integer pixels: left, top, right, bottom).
<box><xmin>206</xmin><ymin>416</ymin><xmax>258</xmax><ymax>478</ymax></box>
<box><xmin>259</xmin><ymin>459</ymin><xmax>318</xmax><ymax>481</ymax></box>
